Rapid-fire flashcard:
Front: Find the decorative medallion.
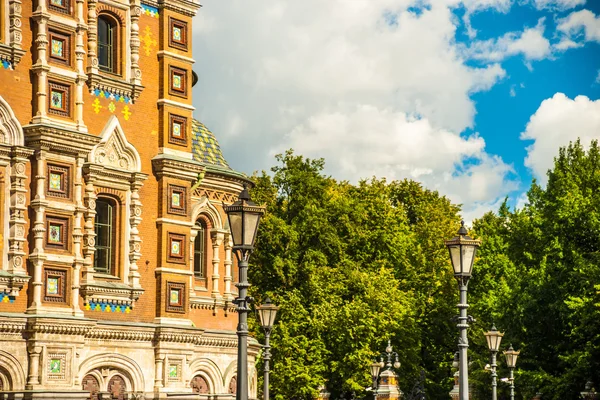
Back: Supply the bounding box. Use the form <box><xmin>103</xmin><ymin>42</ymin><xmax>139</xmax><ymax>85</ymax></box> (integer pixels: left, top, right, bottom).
<box><xmin>46</xmin><ymin>216</ymin><xmax>69</xmax><ymax>250</ymax></box>
<box><xmin>47</xmin><ymin>277</ymin><xmax>59</xmax><ymax>295</ymax></box>
<box><xmin>47</xmin><ymin>164</ymin><xmax>70</xmax><ymax>198</ymax></box>
<box><xmin>51</xmin><ymin>91</ymin><xmax>63</xmax><ymax>109</ymax></box>
<box><xmin>50</xmin><ymin>359</ymin><xmax>61</xmax><ymax>374</ymax></box>
<box><xmin>170</xmin><ymin>288</ymin><xmax>180</xmax><ymax>305</ymax></box>
<box><xmin>171</xmin><ymin>240</ymin><xmax>180</xmax><ymax>255</ymax></box>
<box><xmin>51</xmin><ymin>39</ymin><xmax>63</xmax><ymax>58</ymax></box>
<box><xmin>49</xmin><ymin>173</ymin><xmax>61</xmax><ymax>190</ymax></box>
<box><xmin>169</xmin><ymin>114</ymin><xmax>188</xmax><ymax>146</ymax></box>
<box><xmin>49</xmin><ymin>225</ymin><xmax>61</xmax><ymax>243</ymax></box>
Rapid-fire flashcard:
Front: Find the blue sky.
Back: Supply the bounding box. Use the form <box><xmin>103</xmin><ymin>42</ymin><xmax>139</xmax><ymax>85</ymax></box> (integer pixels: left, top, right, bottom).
<box><xmin>192</xmin><ymin>0</ymin><xmax>600</xmax><ymax>221</ymax></box>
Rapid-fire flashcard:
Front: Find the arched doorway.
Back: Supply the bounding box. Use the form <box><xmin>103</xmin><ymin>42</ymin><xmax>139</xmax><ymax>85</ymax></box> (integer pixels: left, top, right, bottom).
<box><xmin>191</xmin><ymin>375</ymin><xmax>209</xmax><ymax>394</ymax></box>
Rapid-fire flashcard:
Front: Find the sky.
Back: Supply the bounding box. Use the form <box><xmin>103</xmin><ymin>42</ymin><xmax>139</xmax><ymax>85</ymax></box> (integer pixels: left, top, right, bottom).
<box><xmin>191</xmin><ymin>0</ymin><xmax>600</xmax><ymax>222</ymax></box>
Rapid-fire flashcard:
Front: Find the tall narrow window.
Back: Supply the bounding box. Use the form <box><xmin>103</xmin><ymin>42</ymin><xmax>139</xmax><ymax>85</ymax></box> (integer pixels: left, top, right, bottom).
<box><xmin>98</xmin><ymin>15</ymin><xmax>117</xmax><ymax>73</ymax></box>
<box><xmin>94</xmin><ymin>198</ymin><xmax>116</xmax><ymax>274</ymax></box>
<box><xmin>193</xmin><ymin>222</ymin><xmax>206</xmax><ymax>279</ymax></box>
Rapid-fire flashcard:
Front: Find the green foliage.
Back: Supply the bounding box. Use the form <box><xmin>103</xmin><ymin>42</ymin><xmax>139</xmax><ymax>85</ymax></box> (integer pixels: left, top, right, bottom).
<box><xmin>248</xmin><ymin>151</ymin><xmax>461</xmax><ymax>399</ymax></box>
<box><xmin>246</xmin><ymin>140</ymin><xmax>600</xmax><ymax>400</ymax></box>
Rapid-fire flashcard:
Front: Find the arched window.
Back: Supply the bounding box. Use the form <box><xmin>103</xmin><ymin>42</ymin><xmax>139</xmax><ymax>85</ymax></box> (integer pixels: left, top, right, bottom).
<box><xmin>193</xmin><ymin>220</ymin><xmax>207</xmax><ymax>279</ymax></box>
<box><xmin>94</xmin><ymin>197</ymin><xmax>116</xmax><ymax>274</ymax></box>
<box><xmin>107</xmin><ymin>375</ymin><xmax>126</xmax><ymax>400</ymax></box>
<box><xmin>98</xmin><ymin>15</ymin><xmax>118</xmax><ymax>73</ymax></box>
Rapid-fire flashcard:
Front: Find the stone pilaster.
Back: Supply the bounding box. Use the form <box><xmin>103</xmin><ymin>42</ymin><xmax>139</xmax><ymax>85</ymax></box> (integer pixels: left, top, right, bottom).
<box><xmin>210</xmin><ymin>230</ymin><xmax>224</xmax><ymax>299</ymax></box>
<box><xmin>30</xmin><ymin>0</ymin><xmax>50</xmax><ymax>123</ymax></box>
<box><xmin>26</xmin><ymin>345</ymin><xmax>42</xmax><ymax>389</ymax></box>
<box><xmin>27</xmin><ymin>150</ymin><xmax>47</xmax><ymax>313</ymax></box>
<box><xmin>129</xmin><ymin>0</ymin><xmax>142</xmax><ymax>86</ymax></box>
<box><xmin>223</xmin><ymin>233</ymin><xmax>233</xmax><ymax>300</ymax></box>
<box><xmin>7</xmin><ymin>148</ymin><xmax>31</xmax><ymax>278</ymax></box>
<box><xmin>74</xmin><ymin>0</ymin><xmax>88</xmax><ymax>132</ymax></box>
<box><xmin>86</xmin><ymin>0</ymin><xmax>99</xmax><ymax>76</ymax></box>
<box><xmin>81</xmin><ymin>176</ymin><xmax>97</xmax><ymax>284</ymax></box>
<box><xmin>71</xmin><ymin>157</ymin><xmax>85</xmax><ymax>316</ymax></box>
<box><xmin>128</xmin><ymin>176</ymin><xmax>144</xmax><ymax>289</ymax></box>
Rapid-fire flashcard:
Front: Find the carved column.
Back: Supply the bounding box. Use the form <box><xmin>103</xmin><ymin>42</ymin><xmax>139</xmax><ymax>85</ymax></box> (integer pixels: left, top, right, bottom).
<box><xmin>71</xmin><ymin>156</ymin><xmax>85</xmax><ymax>316</ymax></box>
<box><xmin>8</xmin><ymin>0</ymin><xmax>23</xmax><ymax>52</ymax></box>
<box><xmin>223</xmin><ymin>233</ymin><xmax>233</xmax><ymax>300</ymax></box>
<box><xmin>129</xmin><ymin>0</ymin><xmax>142</xmax><ymax>86</ymax></box>
<box><xmin>128</xmin><ymin>175</ymin><xmax>144</xmax><ymax>289</ymax></box>
<box><xmin>154</xmin><ymin>352</ymin><xmax>165</xmax><ymax>389</ymax></box>
<box><xmin>7</xmin><ymin>149</ymin><xmax>30</xmax><ymax>278</ymax></box>
<box><xmin>26</xmin><ymin>345</ymin><xmax>42</xmax><ymax>388</ymax></box>
<box><xmin>74</xmin><ymin>0</ymin><xmax>87</xmax><ymax>132</ymax></box>
<box><xmin>81</xmin><ymin>173</ymin><xmax>97</xmax><ymax>284</ymax></box>
<box><xmin>86</xmin><ymin>0</ymin><xmax>99</xmax><ymax>75</ymax></box>
<box><xmin>27</xmin><ymin>150</ymin><xmax>47</xmax><ymax>313</ymax></box>
<box><xmin>209</xmin><ymin>230</ymin><xmax>224</xmax><ymax>299</ymax></box>
<box><xmin>31</xmin><ymin>0</ymin><xmax>50</xmax><ymax>122</ymax></box>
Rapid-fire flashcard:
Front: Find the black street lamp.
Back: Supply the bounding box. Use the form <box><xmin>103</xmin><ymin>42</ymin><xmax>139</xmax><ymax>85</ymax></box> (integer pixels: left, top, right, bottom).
<box><xmin>444</xmin><ymin>221</ymin><xmax>481</xmax><ymax>400</ymax></box>
<box><xmin>224</xmin><ymin>185</ymin><xmax>265</xmax><ymax>400</ymax></box>
<box><xmin>256</xmin><ymin>297</ymin><xmax>279</xmax><ymax>400</ymax></box>
<box><xmin>503</xmin><ymin>344</ymin><xmax>520</xmax><ymax>400</ymax></box>
<box><xmin>484</xmin><ymin>325</ymin><xmax>504</xmax><ymax>400</ymax></box>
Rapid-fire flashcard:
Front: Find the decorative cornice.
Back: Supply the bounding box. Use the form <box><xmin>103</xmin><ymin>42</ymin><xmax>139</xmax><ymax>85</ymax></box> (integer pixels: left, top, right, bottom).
<box><xmin>87</xmin><ymin>328</ymin><xmax>155</xmax><ymax>342</ymax></box>
<box><xmin>0</xmin><ymin>320</ymin><xmax>27</xmax><ymax>334</ymax></box>
<box><xmin>80</xmin><ymin>281</ymin><xmax>144</xmax><ymax>307</ymax></box>
<box><xmin>190</xmin><ymin>296</ymin><xmax>237</xmax><ymax>314</ymax></box>
<box><xmin>26</xmin><ymin>319</ymin><xmax>96</xmax><ymax>336</ymax></box>
<box><xmin>158</xmin><ymin>0</ymin><xmax>201</xmax><ymax>17</ymax></box>
<box><xmin>87</xmin><ymin>73</ymin><xmax>144</xmax><ymax>103</ymax></box>
<box><xmin>152</xmin><ymin>154</ymin><xmax>205</xmax><ymax>181</ymax></box>
<box><xmin>23</xmin><ymin>124</ymin><xmax>100</xmax><ymax>156</ymax></box>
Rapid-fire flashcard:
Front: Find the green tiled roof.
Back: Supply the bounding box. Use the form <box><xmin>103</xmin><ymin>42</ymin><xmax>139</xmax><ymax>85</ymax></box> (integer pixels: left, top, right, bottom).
<box><xmin>192</xmin><ymin>119</ymin><xmax>231</xmax><ymax>169</ymax></box>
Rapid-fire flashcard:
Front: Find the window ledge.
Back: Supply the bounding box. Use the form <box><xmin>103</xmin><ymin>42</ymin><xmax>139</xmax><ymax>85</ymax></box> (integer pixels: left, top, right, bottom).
<box><xmin>190</xmin><ymin>296</ymin><xmax>236</xmax><ymax>316</ymax></box>
<box><xmin>0</xmin><ymin>43</ymin><xmax>26</xmax><ymax>69</ymax></box>
<box><xmin>81</xmin><ymin>280</ymin><xmax>144</xmax><ymax>309</ymax></box>
<box><xmin>0</xmin><ymin>270</ymin><xmax>31</xmax><ymax>300</ymax></box>
<box><xmin>87</xmin><ymin>72</ymin><xmax>144</xmax><ymax>103</ymax></box>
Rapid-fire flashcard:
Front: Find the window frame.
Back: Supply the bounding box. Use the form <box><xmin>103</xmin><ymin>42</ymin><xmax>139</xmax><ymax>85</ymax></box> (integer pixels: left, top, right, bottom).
<box><xmin>193</xmin><ymin>221</ymin><xmax>207</xmax><ymax>280</ymax></box>
<box><xmin>46</xmin><ymin>215</ymin><xmax>70</xmax><ymax>251</ymax></box>
<box><xmin>44</xmin><ymin>268</ymin><xmax>67</xmax><ymax>303</ymax></box>
<box><xmin>168</xmin><ymin>66</ymin><xmax>188</xmax><ymax>98</ymax></box>
<box><xmin>48</xmin><ymin>0</ymin><xmax>71</xmax><ymax>15</ymax></box>
<box><xmin>46</xmin><ymin>163</ymin><xmax>71</xmax><ymax>199</ymax></box>
<box><xmin>166</xmin><ymin>281</ymin><xmax>186</xmax><ymax>313</ymax></box>
<box><xmin>168</xmin><ymin>114</ymin><xmax>188</xmax><ymax>147</ymax></box>
<box><xmin>48</xmin><ymin>30</ymin><xmax>71</xmax><ymax>66</ymax></box>
<box><xmin>93</xmin><ymin>196</ymin><xmax>119</xmax><ymax>276</ymax></box>
<box><xmin>168</xmin><ymin>17</ymin><xmax>188</xmax><ymax>51</ymax></box>
<box><xmin>48</xmin><ymin>81</ymin><xmax>71</xmax><ymax>117</ymax></box>
<box><xmin>97</xmin><ymin>13</ymin><xmax>120</xmax><ymax>75</ymax></box>
<box><xmin>167</xmin><ymin>232</ymin><xmax>186</xmax><ymax>264</ymax></box>
<box><xmin>167</xmin><ymin>184</ymin><xmax>187</xmax><ymax>215</ymax></box>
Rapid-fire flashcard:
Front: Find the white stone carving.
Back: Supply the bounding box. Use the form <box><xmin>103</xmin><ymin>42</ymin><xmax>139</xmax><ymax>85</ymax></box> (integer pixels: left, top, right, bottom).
<box><xmin>89</xmin><ymin>116</ymin><xmax>142</xmax><ymax>172</ymax></box>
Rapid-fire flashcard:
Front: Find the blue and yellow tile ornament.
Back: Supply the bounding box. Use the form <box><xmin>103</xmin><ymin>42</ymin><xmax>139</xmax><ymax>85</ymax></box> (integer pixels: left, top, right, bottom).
<box><xmin>192</xmin><ymin>120</ymin><xmax>231</xmax><ymax>169</ymax></box>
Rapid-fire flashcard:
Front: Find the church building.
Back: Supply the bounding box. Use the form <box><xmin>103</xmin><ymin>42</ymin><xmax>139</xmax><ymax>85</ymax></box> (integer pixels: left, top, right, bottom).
<box><xmin>0</xmin><ymin>0</ymin><xmax>258</xmax><ymax>397</ymax></box>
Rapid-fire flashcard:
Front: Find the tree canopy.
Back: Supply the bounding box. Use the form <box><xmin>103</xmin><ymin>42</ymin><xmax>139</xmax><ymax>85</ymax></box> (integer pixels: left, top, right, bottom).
<box><xmin>246</xmin><ymin>141</ymin><xmax>600</xmax><ymax>399</ymax></box>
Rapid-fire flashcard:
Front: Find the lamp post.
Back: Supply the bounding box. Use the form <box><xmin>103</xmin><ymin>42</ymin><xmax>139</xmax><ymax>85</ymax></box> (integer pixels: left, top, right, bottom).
<box><xmin>484</xmin><ymin>325</ymin><xmax>504</xmax><ymax>400</ymax></box>
<box><xmin>581</xmin><ymin>381</ymin><xmax>598</xmax><ymax>400</ymax></box>
<box><xmin>370</xmin><ymin>341</ymin><xmax>402</xmax><ymax>400</ymax></box>
<box><xmin>370</xmin><ymin>362</ymin><xmax>381</xmax><ymax>399</ymax></box>
<box><xmin>224</xmin><ymin>185</ymin><xmax>265</xmax><ymax>400</ymax></box>
<box><xmin>503</xmin><ymin>344</ymin><xmax>520</xmax><ymax>400</ymax></box>
<box><xmin>256</xmin><ymin>297</ymin><xmax>279</xmax><ymax>400</ymax></box>
<box><xmin>444</xmin><ymin>221</ymin><xmax>481</xmax><ymax>400</ymax></box>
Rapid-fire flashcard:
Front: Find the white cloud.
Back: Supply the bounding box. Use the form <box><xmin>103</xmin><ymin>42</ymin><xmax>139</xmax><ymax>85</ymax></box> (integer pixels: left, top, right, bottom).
<box><xmin>521</xmin><ymin>93</ymin><xmax>600</xmax><ymax>184</ymax></box>
<box><xmin>192</xmin><ymin>0</ymin><xmax>513</xmax><ymax>219</ymax></box>
<box><xmin>510</xmin><ymin>85</ymin><xmax>517</xmax><ymax>97</ymax></box>
<box><xmin>278</xmin><ymin>105</ymin><xmax>517</xmax><ymax>216</ymax></box>
<box><xmin>464</xmin><ymin>18</ymin><xmax>551</xmax><ymax>62</ymax></box>
<box><xmin>596</xmin><ymin>70</ymin><xmax>600</xmax><ymax>83</ymax></box>
<box><xmin>533</xmin><ymin>0</ymin><xmax>585</xmax><ymax>11</ymax></box>
<box><xmin>557</xmin><ymin>9</ymin><xmax>600</xmax><ymax>43</ymax></box>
